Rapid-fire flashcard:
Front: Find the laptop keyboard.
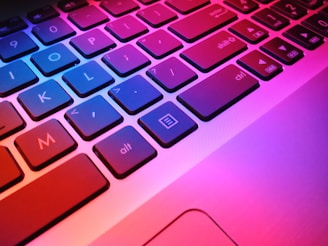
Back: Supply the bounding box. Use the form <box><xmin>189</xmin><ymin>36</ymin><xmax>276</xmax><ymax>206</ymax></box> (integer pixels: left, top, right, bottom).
<box><xmin>0</xmin><ymin>0</ymin><xmax>327</xmax><ymax>244</ymax></box>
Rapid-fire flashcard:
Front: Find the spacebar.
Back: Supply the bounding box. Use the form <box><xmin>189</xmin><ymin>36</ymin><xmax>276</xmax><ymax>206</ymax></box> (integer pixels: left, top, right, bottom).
<box><xmin>0</xmin><ymin>154</ymin><xmax>109</xmax><ymax>246</ymax></box>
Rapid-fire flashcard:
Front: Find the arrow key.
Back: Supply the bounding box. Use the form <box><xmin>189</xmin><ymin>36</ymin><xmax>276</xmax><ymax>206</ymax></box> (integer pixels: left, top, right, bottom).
<box><xmin>261</xmin><ymin>37</ymin><xmax>303</xmax><ymax>65</ymax></box>
<box><xmin>237</xmin><ymin>50</ymin><xmax>283</xmax><ymax>80</ymax></box>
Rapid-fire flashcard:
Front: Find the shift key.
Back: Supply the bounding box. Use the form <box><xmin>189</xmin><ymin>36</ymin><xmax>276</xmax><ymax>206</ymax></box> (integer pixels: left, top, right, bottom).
<box><xmin>181</xmin><ymin>31</ymin><xmax>247</xmax><ymax>72</ymax></box>
<box><xmin>178</xmin><ymin>65</ymin><xmax>259</xmax><ymax>121</ymax></box>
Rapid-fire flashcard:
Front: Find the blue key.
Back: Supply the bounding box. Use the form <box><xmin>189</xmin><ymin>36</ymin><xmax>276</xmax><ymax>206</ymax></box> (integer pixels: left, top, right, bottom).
<box><xmin>109</xmin><ymin>75</ymin><xmax>162</xmax><ymax>114</ymax></box>
<box><xmin>0</xmin><ymin>60</ymin><xmax>38</xmax><ymax>97</ymax></box>
<box><xmin>94</xmin><ymin>126</ymin><xmax>157</xmax><ymax>179</ymax></box>
<box><xmin>32</xmin><ymin>17</ymin><xmax>76</xmax><ymax>45</ymax></box>
<box><xmin>65</xmin><ymin>96</ymin><xmax>123</xmax><ymax>140</ymax></box>
<box><xmin>18</xmin><ymin>80</ymin><xmax>73</xmax><ymax>121</ymax></box>
<box><xmin>63</xmin><ymin>61</ymin><xmax>114</xmax><ymax>97</ymax></box>
<box><xmin>139</xmin><ymin>101</ymin><xmax>197</xmax><ymax>147</ymax></box>
<box><xmin>31</xmin><ymin>43</ymin><xmax>79</xmax><ymax>76</ymax></box>
<box><xmin>0</xmin><ymin>32</ymin><xmax>39</xmax><ymax>62</ymax></box>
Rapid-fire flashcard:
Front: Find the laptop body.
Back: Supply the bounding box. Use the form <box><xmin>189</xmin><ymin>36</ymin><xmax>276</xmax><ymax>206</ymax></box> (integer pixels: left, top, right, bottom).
<box><xmin>0</xmin><ymin>0</ymin><xmax>327</xmax><ymax>245</ymax></box>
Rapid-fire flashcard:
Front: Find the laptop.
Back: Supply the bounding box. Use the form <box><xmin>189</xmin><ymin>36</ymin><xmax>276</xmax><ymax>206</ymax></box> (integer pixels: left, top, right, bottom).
<box><xmin>0</xmin><ymin>0</ymin><xmax>327</xmax><ymax>245</ymax></box>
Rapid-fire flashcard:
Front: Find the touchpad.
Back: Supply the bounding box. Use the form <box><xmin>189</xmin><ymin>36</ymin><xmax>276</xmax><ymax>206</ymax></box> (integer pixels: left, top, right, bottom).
<box><xmin>145</xmin><ymin>209</ymin><xmax>236</xmax><ymax>246</ymax></box>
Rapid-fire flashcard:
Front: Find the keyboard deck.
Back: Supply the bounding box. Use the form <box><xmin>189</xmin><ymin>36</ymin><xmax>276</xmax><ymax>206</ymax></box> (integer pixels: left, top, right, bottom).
<box><xmin>0</xmin><ymin>0</ymin><xmax>327</xmax><ymax>244</ymax></box>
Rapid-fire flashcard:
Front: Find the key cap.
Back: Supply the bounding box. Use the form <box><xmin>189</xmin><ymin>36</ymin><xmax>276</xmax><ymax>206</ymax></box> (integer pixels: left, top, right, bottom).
<box><xmin>94</xmin><ymin>126</ymin><xmax>156</xmax><ymax>178</ymax></box>
<box><xmin>0</xmin><ymin>146</ymin><xmax>23</xmax><ymax>192</ymax></box>
<box><xmin>70</xmin><ymin>29</ymin><xmax>116</xmax><ymax>58</ymax></box>
<box><xmin>0</xmin><ymin>16</ymin><xmax>27</xmax><ymax>37</ymax></box>
<box><xmin>147</xmin><ymin>57</ymin><xmax>197</xmax><ymax>92</ymax></box>
<box><xmin>296</xmin><ymin>0</ymin><xmax>323</xmax><ymax>10</ymax></box>
<box><xmin>283</xmin><ymin>24</ymin><xmax>324</xmax><ymax>50</ymax></box>
<box><xmin>139</xmin><ymin>101</ymin><xmax>198</xmax><ymax>147</ymax></box>
<box><xmin>27</xmin><ymin>5</ymin><xmax>59</xmax><ymax>24</ymax></box>
<box><xmin>229</xmin><ymin>19</ymin><xmax>269</xmax><ymax>44</ymax></box>
<box><xmin>302</xmin><ymin>14</ymin><xmax>328</xmax><ymax>37</ymax></box>
<box><xmin>252</xmin><ymin>8</ymin><xmax>289</xmax><ymax>30</ymax></box>
<box><xmin>137</xmin><ymin>3</ymin><xmax>177</xmax><ymax>28</ymax></box>
<box><xmin>178</xmin><ymin>64</ymin><xmax>259</xmax><ymax>121</ymax></box>
<box><xmin>31</xmin><ymin>43</ymin><xmax>80</xmax><ymax>76</ymax></box>
<box><xmin>18</xmin><ymin>80</ymin><xmax>73</xmax><ymax>121</ymax></box>
<box><xmin>0</xmin><ymin>101</ymin><xmax>25</xmax><ymax>140</ymax></box>
<box><xmin>106</xmin><ymin>15</ymin><xmax>148</xmax><ymax>42</ymax></box>
<box><xmin>63</xmin><ymin>61</ymin><xmax>114</xmax><ymax>97</ymax></box>
<box><xmin>102</xmin><ymin>44</ymin><xmax>150</xmax><ymax>77</ymax></box>
<box><xmin>0</xmin><ymin>60</ymin><xmax>38</xmax><ymax>97</ymax></box>
<box><xmin>109</xmin><ymin>75</ymin><xmax>163</xmax><ymax>114</ymax></box>
<box><xmin>68</xmin><ymin>5</ymin><xmax>109</xmax><ymax>30</ymax></box>
<box><xmin>15</xmin><ymin>119</ymin><xmax>77</xmax><ymax>170</ymax></box>
<box><xmin>260</xmin><ymin>37</ymin><xmax>303</xmax><ymax>65</ymax></box>
<box><xmin>181</xmin><ymin>31</ymin><xmax>247</xmax><ymax>72</ymax></box>
<box><xmin>101</xmin><ymin>0</ymin><xmax>139</xmax><ymax>17</ymax></box>
<box><xmin>237</xmin><ymin>50</ymin><xmax>283</xmax><ymax>80</ymax></box>
<box><xmin>137</xmin><ymin>30</ymin><xmax>183</xmax><ymax>59</ymax></box>
<box><xmin>0</xmin><ymin>154</ymin><xmax>108</xmax><ymax>246</ymax></box>
<box><xmin>224</xmin><ymin>0</ymin><xmax>259</xmax><ymax>14</ymax></box>
<box><xmin>138</xmin><ymin>0</ymin><xmax>158</xmax><ymax>4</ymax></box>
<box><xmin>271</xmin><ymin>0</ymin><xmax>307</xmax><ymax>20</ymax></box>
<box><xmin>169</xmin><ymin>4</ymin><xmax>237</xmax><ymax>42</ymax></box>
<box><xmin>320</xmin><ymin>6</ymin><xmax>328</xmax><ymax>17</ymax></box>
<box><xmin>58</xmin><ymin>0</ymin><xmax>88</xmax><ymax>12</ymax></box>
<box><xmin>0</xmin><ymin>32</ymin><xmax>39</xmax><ymax>62</ymax></box>
<box><xmin>165</xmin><ymin>0</ymin><xmax>210</xmax><ymax>14</ymax></box>
<box><xmin>66</xmin><ymin>96</ymin><xmax>123</xmax><ymax>140</ymax></box>
<box><xmin>32</xmin><ymin>18</ymin><xmax>76</xmax><ymax>45</ymax></box>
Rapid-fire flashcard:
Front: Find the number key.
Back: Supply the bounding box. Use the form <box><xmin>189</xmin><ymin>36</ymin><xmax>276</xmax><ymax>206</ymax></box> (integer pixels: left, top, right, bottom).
<box><xmin>303</xmin><ymin>14</ymin><xmax>328</xmax><ymax>37</ymax></box>
<box><xmin>252</xmin><ymin>8</ymin><xmax>289</xmax><ymax>30</ymax></box>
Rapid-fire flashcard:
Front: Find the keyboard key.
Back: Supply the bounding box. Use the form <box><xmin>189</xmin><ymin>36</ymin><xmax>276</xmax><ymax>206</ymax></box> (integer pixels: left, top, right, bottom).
<box><xmin>271</xmin><ymin>0</ymin><xmax>307</xmax><ymax>20</ymax></box>
<box><xmin>178</xmin><ymin>65</ymin><xmax>259</xmax><ymax>121</ymax></box>
<box><xmin>31</xmin><ymin>43</ymin><xmax>80</xmax><ymax>76</ymax></box>
<box><xmin>237</xmin><ymin>50</ymin><xmax>283</xmax><ymax>80</ymax></box>
<box><xmin>58</xmin><ymin>0</ymin><xmax>88</xmax><ymax>12</ymax></box>
<box><xmin>138</xmin><ymin>0</ymin><xmax>158</xmax><ymax>4</ymax></box>
<box><xmin>302</xmin><ymin>14</ymin><xmax>328</xmax><ymax>37</ymax></box>
<box><xmin>137</xmin><ymin>3</ymin><xmax>177</xmax><ymax>28</ymax></box>
<box><xmin>252</xmin><ymin>8</ymin><xmax>289</xmax><ymax>30</ymax></box>
<box><xmin>70</xmin><ymin>29</ymin><xmax>116</xmax><ymax>58</ymax></box>
<box><xmin>68</xmin><ymin>5</ymin><xmax>109</xmax><ymax>30</ymax></box>
<box><xmin>94</xmin><ymin>126</ymin><xmax>156</xmax><ymax>178</ymax></box>
<box><xmin>147</xmin><ymin>57</ymin><xmax>197</xmax><ymax>92</ymax></box>
<box><xmin>102</xmin><ymin>44</ymin><xmax>150</xmax><ymax>77</ymax></box>
<box><xmin>169</xmin><ymin>4</ymin><xmax>237</xmax><ymax>42</ymax></box>
<box><xmin>27</xmin><ymin>5</ymin><xmax>59</xmax><ymax>24</ymax></box>
<box><xmin>66</xmin><ymin>96</ymin><xmax>123</xmax><ymax>140</ymax></box>
<box><xmin>0</xmin><ymin>60</ymin><xmax>38</xmax><ymax>97</ymax></box>
<box><xmin>32</xmin><ymin>18</ymin><xmax>76</xmax><ymax>45</ymax></box>
<box><xmin>109</xmin><ymin>75</ymin><xmax>163</xmax><ymax>114</ymax></box>
<box><xmin>283</xmin><ymin>24</ymin><xmax>324</xmax><ymax>50</ymax></box>
<box><xmin>106</xmin><ymin>15</ymin><xmax>148</xmax><ymax>42</ymax></box>
<box><xmin>0</xmin><ymin>32</ymin><xmax>39</xmax><ymax>62</ymax></box>
<box><xmin>0</xmin><ymin>154</ymin><xmax>108</xmax><ymax>246</ymax></box>
<box><xmin>0</xmin><ymin>16</ymin><xmax>27</xmax><ymax>37</ymax></box>
<box><xmin>0</xmin><ymin>146</ymin><xmax>23</xmax><ymax>192</ymax></box>
<box><xmin>15</xmin><ymin>119</ymin><xmax>77</xmax><ymax>170</ymax></box>
<box><xmin>165</xmin><ymin>0</ymin><xmax>210</xmax><ymax>14</ymax></box>
<box><xmin>181</xmin><ymin>31</ymin><xmax>247</xmax><ymax>72</ymax></box>
<box><xmin>320</xmin><ymin>6</ymin><xmax>328</xmax><ymax>17</ymax></box>
<box><xmin>101</xmin><ymin>0</ymin><xmax>139</xmax><ymax>17</ymax></box>
<box><xmin>229</xmin><ymin>19</ymin><xmax>269</xmax><ymax>44</ymax></box>
<box><xmin>18</xmin><ymin>80</ymin><xmax>73</xmax><ymax>121</ymax></box>
<box><xmin>139</xmin><ymin>101</ymin><xmax>197</xmax><ymax>147</ymax></box>
<box><xmin>224</xmin><ymin>0</ymin><xmax>259</xmax><ymax>14</ymax></box>
<box><xmin>63</xmin><ymin>61</ymin><xmax>114</xmax><ymax>97</ymax></box>
<box><xmin>296</xmin><ymin>0</ymin><xmax>323</xmax><ymax>10</ymax></box>
<box><xmin>137</xmin><ymin>30</ymin><xmax>183</xmax><ymax>59</ymax></box>
<box><xmin>0</xmin><ymin>101</ymin><xmax>25</xmax><ymax>140</ymax></box>
<box><xmin>260</xmin><ymin>37</ymin><xmax>303</xmax><ymax>65</ymax></box>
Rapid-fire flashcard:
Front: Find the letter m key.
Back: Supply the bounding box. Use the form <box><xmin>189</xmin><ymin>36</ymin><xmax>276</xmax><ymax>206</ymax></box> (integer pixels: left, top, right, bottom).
<box><xmin>38</xmin><ymin>132</ymin><xmax>56</xmax><ymax>150</ymax></box>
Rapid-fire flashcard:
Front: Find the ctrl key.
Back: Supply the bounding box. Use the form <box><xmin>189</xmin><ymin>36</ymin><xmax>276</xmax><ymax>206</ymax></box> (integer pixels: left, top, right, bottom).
<box><xmin>0</xmin><ymin>154</ymin><xmax>109</xmax><ymax>246</ymax></box>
